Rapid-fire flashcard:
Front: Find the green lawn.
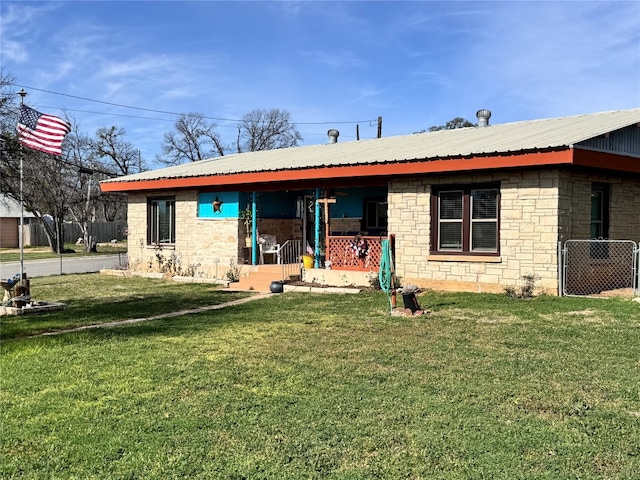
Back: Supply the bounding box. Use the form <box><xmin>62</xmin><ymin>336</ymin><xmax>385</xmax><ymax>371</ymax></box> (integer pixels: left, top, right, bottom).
<box><xmin>1</xmin><ymin>275</ymin><xmax>639</xmax><ymax>479</ymax></box>
<box><xmin>0</xmin><ymin>274</ymin><xmax>249</xmax><ymax>339</ymax></box>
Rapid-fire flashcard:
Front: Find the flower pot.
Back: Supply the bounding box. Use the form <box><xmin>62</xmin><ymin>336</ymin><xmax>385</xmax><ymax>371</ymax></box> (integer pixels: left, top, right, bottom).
<box><xmin>270</xmin><ymin>281</ymin><xmax>284</xmax><ymax>294</ymax></box>
<box><xmin>302</xmin><ymin>255</ymin><xmax>314</xmax><ymax>269</ymax></box>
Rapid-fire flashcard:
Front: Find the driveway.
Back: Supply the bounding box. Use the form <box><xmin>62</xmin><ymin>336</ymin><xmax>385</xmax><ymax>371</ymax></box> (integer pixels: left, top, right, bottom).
<box><xmin>0</xmin><ymin>254</ymin><xmax>127</xmax><ymax>279</ymax></box>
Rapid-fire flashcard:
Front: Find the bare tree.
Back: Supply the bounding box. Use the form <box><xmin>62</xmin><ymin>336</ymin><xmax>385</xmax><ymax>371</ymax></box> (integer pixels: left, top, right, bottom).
<box><xmin>0</xmin><ymin>72</ymin><xmax>17</xmax><ymax>131</ymax></box>
<box><xmin>157</xmin><ymin>113</ymin><xmax>225</xmax><ymax>166</ymax></box>
<box><xmin>1</xmin><ymin>144</ymin><xmax>74</xmax><ymax>253</ymax></box>
<box><xmin>64</xmin><ymin>119</ymin><xmax>102</xmax><ymax>252</ymax></box>
<box><xmin>0</xmin><ymin>76</ymin><xmax>71</xmax><ymax>253</ymax></box>
<box><xmin>236</xmin><ymin>108</ymin><xmax>302</xmax><ymax>153</ymax></box>
<box><xmin>92</xmin><ymin>126</ymin><xmax>144</xmax><ymax>176</ymax></box>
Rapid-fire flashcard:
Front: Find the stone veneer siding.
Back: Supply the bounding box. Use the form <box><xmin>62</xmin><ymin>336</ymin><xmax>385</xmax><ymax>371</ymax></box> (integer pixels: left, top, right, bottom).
<box><xmin>123</xmin><ymin>169</ymin><xmax>640</xmax><ymax>289</ymax></box>
<box><xmin>388</xmin><ymin>170</ymin><xmax>562</xmax><ymax>294</ymax></box>
<box><xmin>389</xmin><ymin>168</ymin><xmax>640</xmax><ymax>295</ymax></box>
<box><xmin>127</xmin><ymin>190</ymin><xmax>242</xmax><ymax>279</ymax></box>
<box><xmin>126</xmin><ymin>190</ymin><xmax>305</xmax><ymax>279</ymax></box>
<box><xmin>559</xmin><ymin>171</ymin><xmax>640</xmax><ymax>242</ymax></box>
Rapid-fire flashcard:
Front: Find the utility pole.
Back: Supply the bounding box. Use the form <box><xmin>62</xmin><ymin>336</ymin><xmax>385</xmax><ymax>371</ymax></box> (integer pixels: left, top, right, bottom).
<box><xmin>377</xmin><ymin>116</ymin><xmax>382</xmax><ymax>138</ymax></box>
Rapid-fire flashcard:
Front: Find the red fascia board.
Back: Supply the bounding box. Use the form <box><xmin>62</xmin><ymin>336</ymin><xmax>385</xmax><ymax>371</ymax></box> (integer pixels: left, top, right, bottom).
<box><xmin>100</xmin><ymin>149</ymin><xmax>574</xmax><ymax>193</ymax></box>
<box><xmin>572</xmin><ymin>148</ymin><xmax>640</xmax><ymax>174</ymax></box>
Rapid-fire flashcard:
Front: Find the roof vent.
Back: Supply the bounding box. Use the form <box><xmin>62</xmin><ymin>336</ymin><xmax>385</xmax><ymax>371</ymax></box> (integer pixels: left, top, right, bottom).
<box><xmin>327</xmin><ymin>129</ymin><xmax>340</xmax><ymax>143</ymax></box>
<box><xmin>476</xmin><ymin>109</ymin><xmax>492</xmax><ymax>127</ymax></box>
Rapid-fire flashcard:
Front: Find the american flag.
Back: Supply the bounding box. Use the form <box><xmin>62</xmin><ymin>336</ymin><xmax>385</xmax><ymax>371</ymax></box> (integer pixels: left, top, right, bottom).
<box><xmin>17</xmin><ymin>105</ymin><xmax>71</xmax><ymax>156</ymax></box>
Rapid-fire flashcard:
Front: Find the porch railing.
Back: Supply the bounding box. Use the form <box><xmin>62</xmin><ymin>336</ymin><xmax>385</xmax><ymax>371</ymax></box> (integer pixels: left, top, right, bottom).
<box><xmin>327</xmin><ymin>235</ymin><xmax>386</xmax><ymax>271</ymax></box>
<box><xmin>279</xmin><ymin>240</ymin><xmax>303</xmax><ymax>280</ymax></box>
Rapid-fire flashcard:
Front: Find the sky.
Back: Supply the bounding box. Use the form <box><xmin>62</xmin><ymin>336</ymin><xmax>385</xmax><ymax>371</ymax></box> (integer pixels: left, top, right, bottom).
<box><xmin>2</xmin><ymin>0</ymin><xmax>639</xmax><ymax>168</ymax></box>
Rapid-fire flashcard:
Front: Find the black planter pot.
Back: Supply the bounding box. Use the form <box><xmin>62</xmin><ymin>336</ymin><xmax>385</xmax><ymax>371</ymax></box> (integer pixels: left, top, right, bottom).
<box><xmin>270</xmin><ymin>281</ymin><xmax>284</xmax><ymax>294</ymax></box>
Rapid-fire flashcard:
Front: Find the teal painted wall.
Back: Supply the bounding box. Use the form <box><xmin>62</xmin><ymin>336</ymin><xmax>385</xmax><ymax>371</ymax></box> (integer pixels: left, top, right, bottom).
<box><xmin>198</xmin><ymin>191</ymin><xmax>299</xmax><ymax>219</ymax></box>
<box><xmin>256</xmin><ymin>191</ymin><xmax>299</xmax><ymax>218</ymax></box>
<box><xmin>198</xmin><ymin>192</ymin><xmax>241</xmax><ymax>218</ymax></box>
<box><xmin>330</xmin><ymin>187</ymin><xmax>386</xmax><ymax>218</ymax></box>
<box><xmin>197</xmin><ymin>187</ymin><xmax>385</xmax><ymax>220</ymax></box>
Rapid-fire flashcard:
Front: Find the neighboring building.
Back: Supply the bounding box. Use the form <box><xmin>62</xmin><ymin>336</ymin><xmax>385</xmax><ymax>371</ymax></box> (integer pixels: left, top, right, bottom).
<box><xmin>0</xmin><ymin>195</ymin><xmax>35</xmax><ymax>248</ymax></box>
<box><xmin>100</xmin><ymin>108</ymin><xmax>640</xmax><ymax>294</ymax></box>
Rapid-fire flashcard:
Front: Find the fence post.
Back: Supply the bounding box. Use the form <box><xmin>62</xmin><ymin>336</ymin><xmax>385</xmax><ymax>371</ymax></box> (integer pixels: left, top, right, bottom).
<box><xmin>557</xmin><ymin>241</ymin><xmax>563</xmax><ymax>297</ymax></box>
<box><xmin>636</xmin><ymin>241</ymin><xmax>639</xmax><ymax>296</ymax></box>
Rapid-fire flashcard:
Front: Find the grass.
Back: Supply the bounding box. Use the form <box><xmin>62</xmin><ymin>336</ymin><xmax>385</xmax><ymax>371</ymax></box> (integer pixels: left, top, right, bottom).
<box><xmin>0</xmin><ymin>274</ymin><xmax>249</xmax><ymax>339</ymax></box>
<box><xmin>1</xmin><ymin>276</ymin><xmax>639</xmax><ymax>479</ymax></box>
<box><xmin>0</xmin><ymin>243</ymin><xmax>127</xmax><ymax>263</ymax></box>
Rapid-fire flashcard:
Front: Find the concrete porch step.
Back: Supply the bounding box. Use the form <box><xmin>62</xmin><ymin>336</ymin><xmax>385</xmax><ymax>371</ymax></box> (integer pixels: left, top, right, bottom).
<box><xmin>229</xmin><ymin>264</ymin><xmax>292</xmax><ymax>292</ymax></box>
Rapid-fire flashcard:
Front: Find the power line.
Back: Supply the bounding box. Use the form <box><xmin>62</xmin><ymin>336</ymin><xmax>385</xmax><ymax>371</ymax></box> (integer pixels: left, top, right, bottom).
<box><xmin>38</xmin><ymin>106</ymin><xmax>176</xmax><ymax>123</ymax></box>
<box><xmin>12</xmin><ymin>82</ymin><xmax>376</xmax><ymax>126</ymax></box>
<box><xmin>37</xmin><ymin>105</ymin><xmax>366</xmax><ymax>139</ymax></box>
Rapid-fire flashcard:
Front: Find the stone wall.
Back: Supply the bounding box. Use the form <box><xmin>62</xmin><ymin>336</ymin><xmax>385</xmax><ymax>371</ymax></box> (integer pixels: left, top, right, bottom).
<box><xmin>388</xmin><ymin>170</ymin><xmax>561</xmax><ymax>294</ymax></box>
<box><xmin>329</xmin><ymin>217</ymin><xmax>363</xmax><ymax>234</ymax></box>
<box><xmin>127</xmin><ymin>190</ymin><xmax>241</xmax><ymax>280</ymax></box>
<box><xmin>257</xmin><ymin>218</ymin><xmax>302</xmax><ymax>244</ymax></box>
<box><xmin>123</xmin><ymin>170</ymin><xmax>640</xmax><ymax>290</ymax></box>
<box><xmin>389</xmin><ymin>168</ymin><xmax>640</xmax><ymax>295</ymax></box>
<box><xmin>559</xmin><ymin>171</ymin><xmax>640</xmax><ymax>242</ymax></box>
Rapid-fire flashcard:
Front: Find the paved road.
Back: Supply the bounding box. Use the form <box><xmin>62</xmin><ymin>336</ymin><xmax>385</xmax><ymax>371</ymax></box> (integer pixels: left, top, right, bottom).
<box><xmin>0</xmin><ymin>254</ymin><xmax>127</xmax><ymax>280</ymax></box>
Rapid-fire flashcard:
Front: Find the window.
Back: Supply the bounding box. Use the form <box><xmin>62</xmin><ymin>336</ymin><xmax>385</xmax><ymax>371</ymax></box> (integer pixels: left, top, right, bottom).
<box><xmin>148</xmin><ymin>197</ymin><xmax>175</xmax><ymax>244</ymax></box>
<box><xmin>364</xmin><ymin>197</ymin><xmax>388</xmax><ymax>233</ymax></box>
<box><xmin>432</xmin><ymin>184</ymin><xmax>499</xmax><ymax>254</ymax></box>
<box><xmin>590</xmin><ymin>183</ymin><xmax>609</xmax><ymax>239</ymax></box>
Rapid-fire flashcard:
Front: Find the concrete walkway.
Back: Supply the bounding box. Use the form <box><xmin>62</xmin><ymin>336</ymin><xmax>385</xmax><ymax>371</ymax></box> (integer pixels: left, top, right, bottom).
<box><xmin>32</xmin><ymin>293</ymin><xmax>272</xmax><ymax>338</ymax></box>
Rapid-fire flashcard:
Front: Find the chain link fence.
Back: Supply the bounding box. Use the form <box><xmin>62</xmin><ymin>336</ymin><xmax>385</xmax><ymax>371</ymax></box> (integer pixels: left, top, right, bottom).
<box><xmin>561</xmin><ymin>240</ymin><xmax>638</xmax><ymax>297</ymax></box>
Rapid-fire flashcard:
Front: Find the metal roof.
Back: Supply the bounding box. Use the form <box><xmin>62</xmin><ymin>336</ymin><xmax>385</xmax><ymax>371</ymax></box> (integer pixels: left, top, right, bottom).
<box><xmin>102</xmin><ymin>108</ymin><xmax>640</xmax><ymax>185</ymax></box>
<box><xmin>0</xmin><ymin>195</ymin><xmax>36</xmax><ymax>218</ymax></box>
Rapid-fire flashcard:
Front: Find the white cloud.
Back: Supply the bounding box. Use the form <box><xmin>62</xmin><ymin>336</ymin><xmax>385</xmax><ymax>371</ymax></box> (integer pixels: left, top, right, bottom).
<box><xmin>0</xmin><ymin>39</ymin><xmax>28</xmax><ymax>63</ymax></box>
<box><xmin>463</xmin><ymin>1</ymin><xmax>640</xmax><ymax>117</ymax></box>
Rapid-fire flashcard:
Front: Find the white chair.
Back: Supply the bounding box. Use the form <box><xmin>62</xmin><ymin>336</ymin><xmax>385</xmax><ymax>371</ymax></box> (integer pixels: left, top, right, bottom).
<box><xmin>258</xmin><ymin>234</ymin><xmax>281</xmax><ymax>264</ymax></box>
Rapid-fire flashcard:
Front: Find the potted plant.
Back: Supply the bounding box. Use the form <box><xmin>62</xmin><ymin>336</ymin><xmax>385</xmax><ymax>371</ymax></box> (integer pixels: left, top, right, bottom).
<box><xmin>302</xmin><ymin>243</ymin><xmax>315</xmax><ymax>268</ymax></box>
<box><xmin>240</xmin><ymin>206</ymin><xmax>253</xmax><ymax>247</ymax></box>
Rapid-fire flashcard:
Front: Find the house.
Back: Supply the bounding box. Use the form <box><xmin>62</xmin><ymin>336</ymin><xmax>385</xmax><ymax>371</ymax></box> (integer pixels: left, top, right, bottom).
<box><xmin>100</xmin><ymin>108</ymin><xmax>640</xmax><ymax>294</ymax></box>
<box><xmin>0</xmin><ymin>195</ymin><xmax>36</xmax><ymax>248</ymax></box>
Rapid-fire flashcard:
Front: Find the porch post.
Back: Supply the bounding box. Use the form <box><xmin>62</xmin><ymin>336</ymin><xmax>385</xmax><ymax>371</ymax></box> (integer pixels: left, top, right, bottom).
<box><xmin>314</xmin><ymin>188</ymin><xmax>321</xmax><ymax>267</ymax></box>
<box><xmin>251</xmin><ymin>191</ymin><xmax>258</xmax><ymax>265</ymax></box>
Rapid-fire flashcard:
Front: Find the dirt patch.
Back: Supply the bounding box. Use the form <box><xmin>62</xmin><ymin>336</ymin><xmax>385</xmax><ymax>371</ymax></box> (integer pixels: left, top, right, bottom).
<box><xmin>593</xmin><ymin>288</ymin><xmax>634</xmax><ymax>298</ymax></box>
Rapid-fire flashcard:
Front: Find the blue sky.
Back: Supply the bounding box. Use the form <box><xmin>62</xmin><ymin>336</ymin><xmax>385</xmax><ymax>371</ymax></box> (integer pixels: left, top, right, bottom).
<box><xmin>2</xmin><ymin>1</ymin><xmax>639</xmax><ymax>167</ymax></box>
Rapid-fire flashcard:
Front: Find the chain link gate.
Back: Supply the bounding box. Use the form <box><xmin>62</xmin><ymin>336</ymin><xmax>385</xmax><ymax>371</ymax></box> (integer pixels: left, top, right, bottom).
<box><xmin>561</xmin><ymin>240</ymin><xmax>638</xmax><ymax>297</ymax></box>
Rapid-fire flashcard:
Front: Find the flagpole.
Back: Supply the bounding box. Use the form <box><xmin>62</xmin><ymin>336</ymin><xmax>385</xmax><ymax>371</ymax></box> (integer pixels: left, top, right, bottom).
<box><xmin>17</xmin><ymin>89</ymin><xmax>27</xmax><ymax>284</ymax></box>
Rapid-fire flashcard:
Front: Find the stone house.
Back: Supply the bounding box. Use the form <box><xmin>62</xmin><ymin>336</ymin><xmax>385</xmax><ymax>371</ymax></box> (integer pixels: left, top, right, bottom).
<box><xmin>100</xmin><ymin>108</ymin><xmax>640</xmax><ymax>294</ymax></box>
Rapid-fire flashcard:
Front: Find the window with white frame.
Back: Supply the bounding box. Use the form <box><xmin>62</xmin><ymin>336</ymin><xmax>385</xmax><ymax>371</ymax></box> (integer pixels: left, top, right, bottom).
<box><xmin>432</xmin><ymin>184</ymin><xmax>499</xmax><ymax>254</ymax></box>
<box><xmin>148</xmin><ymin>197</ymin><xmax>176</xmax><ymax>245</ymax></box>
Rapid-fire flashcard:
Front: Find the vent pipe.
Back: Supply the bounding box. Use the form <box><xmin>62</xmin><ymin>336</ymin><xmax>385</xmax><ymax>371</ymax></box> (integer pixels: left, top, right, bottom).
<box><xmin>327</xmin><ymin>129</ymin><xmax>340</xmax><ymax>143</ymax></box>
<box><xmin>476</xmin><ymin>109</ymin><xmax>492</xmax><ymax>127</ymax></box>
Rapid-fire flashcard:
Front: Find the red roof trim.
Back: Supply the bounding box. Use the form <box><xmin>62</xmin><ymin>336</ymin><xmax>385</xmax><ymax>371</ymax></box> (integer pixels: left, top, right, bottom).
<box><xmin>572</xmin><ymin>148</ymin><xmax>640</xmax><ymax>173</ymax></box>
<box><xmin>101</xmin><ymin>149</ymin><xmax>577</xmax><ymax>192</ymax></box>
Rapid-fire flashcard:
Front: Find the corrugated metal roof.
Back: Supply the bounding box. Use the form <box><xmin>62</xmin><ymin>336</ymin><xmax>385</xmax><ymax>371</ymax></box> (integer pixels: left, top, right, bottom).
<box><xmin>0</xmin><ymin>195</ymin><xmax>36</xmax><ymax>218</ymax></box>
<box><xmin>102</xmin><ymin>108</ymin><xmax>640</xmax><ymax>184</ymax></box>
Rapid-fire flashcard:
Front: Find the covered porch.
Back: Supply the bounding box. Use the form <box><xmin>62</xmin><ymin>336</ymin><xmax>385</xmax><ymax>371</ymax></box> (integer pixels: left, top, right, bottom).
<box><xmin>238</xmin><ymin>185</ymin><xmax>389</xmax><ymax>273</ymax></box>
